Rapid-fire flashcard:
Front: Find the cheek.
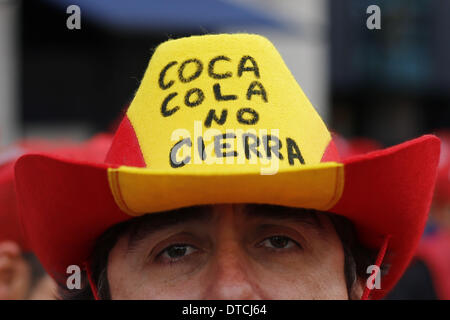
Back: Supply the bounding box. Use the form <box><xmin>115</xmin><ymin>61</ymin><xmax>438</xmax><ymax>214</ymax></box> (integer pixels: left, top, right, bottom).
<box><xmin>107</xmin><ymin>237</ymin><xmax>206</xmax><ymax>299</ymax></box>
<box><xmin>107</xmin><ymin>237</ymin><xmax>141</xmax><ymax>299</ymax></box>
<box><xmin>109</xmin><ymin>264</ymin><xmax>207</xmax><ymax>299</ymax></box>
<box><xmin>252</xmin><ymin>234</ymin><xmax>348</xmax><ymax>299</ymax></box>
<box><xmin>305</xmin><ymin>249</ymin><xmax>348</xmax><ymax>299</ymax></box>
<box><xmin>108</xmin><ymin>253</ymin><xmax>348</xmax><ymax>300</ymax></box>
<box><xmin>10</xmin><ymin>259</ymin><xmax>32</xmax><ymax>300</ymax></box>
<box><xmin>305</xmin><ymin>227</ymin><xmax>349</xmax><ymax>299</ymax></box>
<box><xmin>250</xmin><ymin>254</ymin><xmax>348</xmax><ymax>299</ymax></box>
<box><xmin>139</xmin><ymin>274</ymin><xmax>208</xmax><ymax>299</ymax></box>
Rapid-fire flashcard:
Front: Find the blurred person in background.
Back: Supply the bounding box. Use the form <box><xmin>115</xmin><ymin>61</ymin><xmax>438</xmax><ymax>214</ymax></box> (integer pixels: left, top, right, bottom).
<box><xmin>332</xmin><ymin>133</ymin><xmax>382</xmax><ymax>160</ymax></box>
<box><xmin>0</xmin><ymin>140</ymin><xmax>56</xmax><ymax>299</ymax></box>
<box><xmin>387</xmin><ymin>131</ymin><xmax>450</xmax><ymax>300</ymax></box>
<box><xmin>429</xmin><ymin>131</ymin><xmax>450</xmax><ymax>231</ymax></box>
<box><xmin>0</xmin><ymin>134</ymin><xmax>112</xmax><ymax>299</ymax></box>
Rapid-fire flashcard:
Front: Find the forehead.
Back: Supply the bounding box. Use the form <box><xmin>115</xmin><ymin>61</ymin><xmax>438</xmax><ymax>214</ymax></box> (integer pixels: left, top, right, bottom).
<box><xmin>131</xmin><ymin>204</ymin><xmax>324</xmax><ymax>226</ymax></box>
<box><xmin>124</xmin><ymin>204</ymin><xmax>327</xmax><ymax>246</ymax></box>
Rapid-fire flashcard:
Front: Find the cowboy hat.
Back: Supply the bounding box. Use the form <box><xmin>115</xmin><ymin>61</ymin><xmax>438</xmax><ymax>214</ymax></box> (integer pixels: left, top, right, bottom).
<box><xmin>14</xmin><ymin>34</ymin><xmax>440</xmax><ymax>299</ymax></box>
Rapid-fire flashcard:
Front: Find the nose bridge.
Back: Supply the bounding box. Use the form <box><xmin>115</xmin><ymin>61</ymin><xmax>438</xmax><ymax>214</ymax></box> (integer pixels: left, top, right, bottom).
<box><xmin>215</xmin><ymin>238</ymin><xmax>248</xmax><ymax>278</ymax></box>
<box><xmin>208</xmin><ymin>241</ymin><xmax>257</xmax><ymax>299</ymax></box>
<box><xmin>204</xmin><ymin>206</ymin><xmax>261</xmax><ymax>299</ymax></box>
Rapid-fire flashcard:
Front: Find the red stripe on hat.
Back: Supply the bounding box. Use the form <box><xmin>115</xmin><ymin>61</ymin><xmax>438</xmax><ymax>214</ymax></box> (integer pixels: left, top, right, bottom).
<box><xmin>105</xmin><ymin>115</ymin><xmax>146</xmax><ymax>167</ymax></box>
<box><xmin>321</xmin><ymin>139</ymin><xmax>340</xmax><ymax>162</ymax></box>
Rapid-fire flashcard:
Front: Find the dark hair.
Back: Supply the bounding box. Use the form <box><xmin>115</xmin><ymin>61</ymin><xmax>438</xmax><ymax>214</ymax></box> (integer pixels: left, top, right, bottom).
<box><xmin>58</xmin><ymin>206</ymin><xmax>379</xmax><ymax>300</ymax></box>
<box><xmin>23</xmin><ymin>252</ymin><xmax>48</xmax><ymax>292</ymax></box>
<box><xmin>326</xmin><ymin>213</ymin><xmax>381</xmax><ymax>298</ymax></box>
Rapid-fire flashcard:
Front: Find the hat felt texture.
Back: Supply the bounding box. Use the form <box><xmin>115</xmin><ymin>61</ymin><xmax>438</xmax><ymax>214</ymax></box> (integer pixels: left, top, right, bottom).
<box><xmin>15</xmin><ymin>34</ymin><xmax>440</xmax><ymax>299</ymax></box>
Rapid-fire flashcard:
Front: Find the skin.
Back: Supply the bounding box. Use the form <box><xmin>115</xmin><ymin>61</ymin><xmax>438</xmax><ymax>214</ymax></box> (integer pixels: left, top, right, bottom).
<box><xmin>0</xmin><ymin>241</ymin><xmax>57</xmax><ymax>300</ymax></box>
<box><xmin>108</xmin><ymin>204</ymin><xmax>360</xmax><ymax>299</ymax></box>
<box><xmin>0</xmin><ymin>241</ymin><xmax>31</xmax><ymax>300</ymax></box>
<box><xmin>430</xmin><ymin>203</ymin><xmax>450</xmax><ymax>230</ymax></box>
<box><xmin>28</xmin><ymin>274</ymin><xmax>57</xmax><ymax>300</ymax></box>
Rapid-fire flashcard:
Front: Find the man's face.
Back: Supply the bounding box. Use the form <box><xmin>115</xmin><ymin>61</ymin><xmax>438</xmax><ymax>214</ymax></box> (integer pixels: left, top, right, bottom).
<box><xmin>0</xmin><ymin>241</ymin><xmax>31</xmax><ymax>300</ymax></box>
<box><xmin>107</xmin><ymin>204</ymin><xmax>349</xmax><ymax>299</ymax></box>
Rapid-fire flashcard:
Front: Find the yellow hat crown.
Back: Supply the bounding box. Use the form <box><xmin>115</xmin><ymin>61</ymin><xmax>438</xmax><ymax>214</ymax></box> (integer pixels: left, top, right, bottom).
<box><xmin>110</xmin><ymin>34</ymin><xmax>334</xmax><ymax>175</ymax></box>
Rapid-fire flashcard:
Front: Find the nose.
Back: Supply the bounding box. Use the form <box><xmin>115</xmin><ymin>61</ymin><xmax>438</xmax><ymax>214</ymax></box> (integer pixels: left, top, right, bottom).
<box><xmin>203</xmin><ymin>243</ymin><xmax>262</xmax><ymax>300</ymax></box>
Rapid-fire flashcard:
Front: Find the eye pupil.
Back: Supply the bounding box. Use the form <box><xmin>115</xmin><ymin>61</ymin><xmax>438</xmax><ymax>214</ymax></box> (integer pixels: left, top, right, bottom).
<box><xmin>270</xmin><ymin>236</ymin><xmax>289</xmax><ymax>248</ymax></box>
<box><xmin>167</xmin><ymin>245</ymin><xmax>187</xmax><ymax>258</ymax></box>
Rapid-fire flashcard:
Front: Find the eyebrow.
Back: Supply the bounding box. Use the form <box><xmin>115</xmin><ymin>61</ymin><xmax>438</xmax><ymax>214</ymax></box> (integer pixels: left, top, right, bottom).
<box><xmin>243</xmin><ymin>204</ymin><xmax>323</xmax><ymax>228</ymax></box>
<box><xmin>126</xmin><ymin>206</ymin><xmax>212</xmax><ymax>251</ymax></box>
<box><xmin>125</xmin><ymin>204</ymin><xmax>323</xmax><ymax>252</ymax></box>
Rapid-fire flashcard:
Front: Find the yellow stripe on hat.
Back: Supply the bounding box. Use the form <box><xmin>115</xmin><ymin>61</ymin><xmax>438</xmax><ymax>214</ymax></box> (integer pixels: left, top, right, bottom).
<box><xmin>107</xmin><ymin>162</ymin><xmax>345</xmax><ymax>216</ymax></box>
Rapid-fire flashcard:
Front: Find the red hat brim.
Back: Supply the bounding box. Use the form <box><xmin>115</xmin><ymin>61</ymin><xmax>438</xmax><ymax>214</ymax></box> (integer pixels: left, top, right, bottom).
<box><xmin>14</xmin><ymin>135</ymin><xmax>440</xmax><ymax>299</ymax></box>
<box><xmin>0</xmin><ymin>135</ymin><xmax>113</xmax><ymax>251</ymax></box>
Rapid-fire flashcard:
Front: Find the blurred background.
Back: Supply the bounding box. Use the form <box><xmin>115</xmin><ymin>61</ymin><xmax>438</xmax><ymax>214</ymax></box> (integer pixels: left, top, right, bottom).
<box><xmin>0</xmin><ymin>0</ymin><xmax>448</xmax><ymax>146</ymax></box>
<box><xmin>0</xmin><ymin>0</ymin><xmax>450</xmax><ymax>300</ymax></box>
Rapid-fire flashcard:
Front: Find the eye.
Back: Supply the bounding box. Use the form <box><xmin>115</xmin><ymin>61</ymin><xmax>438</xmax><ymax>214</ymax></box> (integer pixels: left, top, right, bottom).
<box><xmin>259</xmin><ymin>236</ymin><xmax>299</xmax><ymax>250</ymax></box>
<box><xmin>158</xmin><ymin>244</ymin><xmax>198</xmax><ymax>262</ymax></box>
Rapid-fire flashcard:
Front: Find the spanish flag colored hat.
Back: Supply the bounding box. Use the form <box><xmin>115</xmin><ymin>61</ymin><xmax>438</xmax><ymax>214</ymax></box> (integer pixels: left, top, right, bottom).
<box><xmin>15</xmin><ymin>34</ymin><xmax>440</xmax><ymax>299</ymax></box>
<box><xmin>1</xmin><ymin>134</ymin><xmax>112</xmax><ymax>250</ymax></box>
